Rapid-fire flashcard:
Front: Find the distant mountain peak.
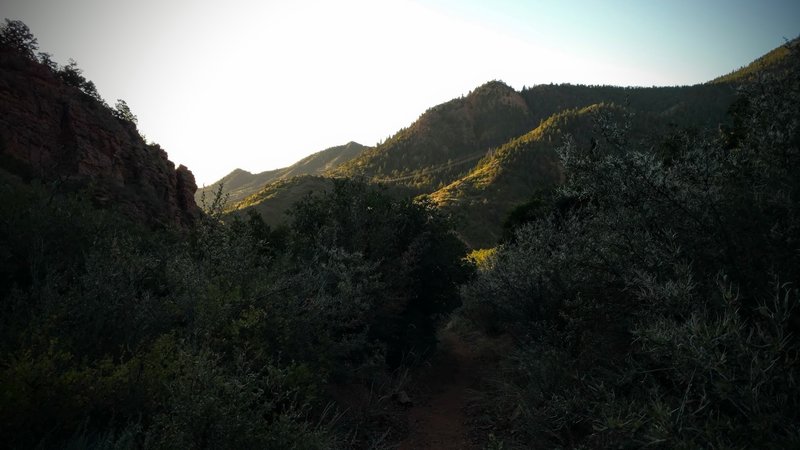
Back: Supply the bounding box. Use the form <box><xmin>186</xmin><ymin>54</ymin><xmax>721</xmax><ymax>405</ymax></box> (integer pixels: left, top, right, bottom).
<box><xmin>329</xmin><ymin>79</ymin><xmax>535</xmax><ymax>191</ymax></box>
<box><xmin>196</xmin><ymin>141</ymin><xmax>368</xmax><ymax>208</ymax></box>
<box><xmin>229</xmin><ymin>168</ymin><xmax>252</xmax><ymax>176</ymax></box>
<box><xmin>466</xmin><ymin>79</ymin><xmax>528</xmax><ymax>112</ymax></box>
<box><xmin>472</xmin><ymin>80</ymin><xmax>514</xmax><ymax>93</ymax></box>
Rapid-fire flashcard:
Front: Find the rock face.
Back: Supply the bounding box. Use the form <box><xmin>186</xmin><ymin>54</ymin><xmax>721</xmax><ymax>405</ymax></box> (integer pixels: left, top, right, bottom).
<box><xmin>0</xmin><ymin>48</ymin><xmax>200</xmax><ymax>227</ymax></box>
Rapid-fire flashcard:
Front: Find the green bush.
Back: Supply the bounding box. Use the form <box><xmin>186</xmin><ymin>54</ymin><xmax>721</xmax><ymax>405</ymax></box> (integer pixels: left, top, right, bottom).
<box><xmin>463</xmin><ymin>45</ymin><xmax>800</xmax><ymax>448</ymax></box>
<box><xmin>289</xmin><ymin>178</ymin><xmax>473</xmax><ymax>367</ymax></box>
<box><xmin>0</xmin><ymin>19</ymin><xmax>38</xmax><ymax>60</ymax></box>
<box><xmin>0</xmin><ymin>172</ymin><xmax>471</xmax><ymax>447</ymax></box>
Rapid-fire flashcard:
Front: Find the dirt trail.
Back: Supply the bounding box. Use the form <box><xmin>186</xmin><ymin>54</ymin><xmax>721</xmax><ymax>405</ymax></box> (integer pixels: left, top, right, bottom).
<box><xmin>399</xmin><ymin>329</ymin><xmax>478</xmax><ymax>450</ymax></box>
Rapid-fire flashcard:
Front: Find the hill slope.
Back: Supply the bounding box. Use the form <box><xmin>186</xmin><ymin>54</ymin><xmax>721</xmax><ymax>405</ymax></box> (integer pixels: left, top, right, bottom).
<box><xmin>431</xmin><ymin>81</ymin><xmax>743</xmax><ymax>248</ymax></box>
<box><xmin>231</xmin><ymin>41</ymin><xmax>798</xmax><ymax>249</ymax></box>
<box><xmin>428</xmin><ymin>104</ymin><xmax>613</xmax><ymax>247</ymax></box>
<box><xmin>330</xmin><ymin>81</ymin><xmax>536</xmax><ymax>192</ymax></box>
<box><xmin>712</xmin><ymin>37</ymin><xmax>798</xmax><ymax>84</ymax></box>
<box><xmin>238</xmin><ymin>82</ymin><xmax>736</xmax><ymax>247</ymax></box>
<box><xmin>196</xmin><ymin>141</ymin><xmax>367</xmax><ymax>207</ymax></box>
<box><xmin>234</xmin><ymin>175</ymin><xmax>334</xmax><ymax>227</ymax></box>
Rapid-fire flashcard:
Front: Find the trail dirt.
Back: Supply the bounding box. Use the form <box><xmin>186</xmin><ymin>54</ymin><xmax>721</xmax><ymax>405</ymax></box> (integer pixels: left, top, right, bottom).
<box><xmin>399</xmin><ymin>328</ymin><xmax>479</xmax><ymax>450</ymax></box>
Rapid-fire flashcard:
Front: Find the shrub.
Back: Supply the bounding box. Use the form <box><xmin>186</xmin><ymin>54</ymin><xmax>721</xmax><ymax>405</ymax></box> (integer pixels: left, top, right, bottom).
<box><xmin>0</xmin><ymin>19</ymin><xmax>38</xmax><ymax>60</ymax></box>
<box><xmin>463</xmin><ymin>44</ymin><xmax>800</xmax><ymax>448</ymax></box>
<box><xmin>289</xmin><ymin>178</ymin><xmax>473</xmax><ymax>367</ymax></box>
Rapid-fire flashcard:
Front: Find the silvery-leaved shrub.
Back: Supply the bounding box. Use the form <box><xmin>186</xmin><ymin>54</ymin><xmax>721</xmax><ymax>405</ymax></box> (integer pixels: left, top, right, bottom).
<box><xmin>464</xmin><ymin>43</ymin><xmax>799</xmax><ymax>448</ymax></box>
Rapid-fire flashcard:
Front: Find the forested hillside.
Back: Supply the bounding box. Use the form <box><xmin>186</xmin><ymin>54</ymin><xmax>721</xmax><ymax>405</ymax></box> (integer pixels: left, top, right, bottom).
<box><xmin>460</xmin><ymin>41</ymin><xmax>800</xmax><ymax>447</ymax></box>
<box><xmin>2</xmin><ymin>18</ymin><xmax>799</xmax><ymax>449</ymax></box>
<box><xmin>195</xmin><ymin>141</ymin><xmax>368</xmax><ymax>207</ymax></box>
<box><xmin>229</xmin><ymin>70</ymin><xmax>739</xmax><ymax>249</ymax></box>
<box><xmin>712</xmin><ymin>38</ymin><xmax>795</xmax><ymax>83</ymax></box>
<box><xmin>231</xmin><ymin>175</ymin><xmax>333</xmax><ymax>227</ymax></box>
<box><xmin>426</xmin><ymin>104</ymin><xmax>602</xmax><ymax>247</ymax></box>
<box><xmin>330</xmin><ymin>81</ymin><xmax>535</xmax><ymax>192</ymax></box>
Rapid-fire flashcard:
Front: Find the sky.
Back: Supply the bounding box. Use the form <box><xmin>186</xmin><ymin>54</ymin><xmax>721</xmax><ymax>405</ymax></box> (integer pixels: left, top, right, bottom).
<box><xmin>3</xmin><ymin>0</ymin><xmax>799</xmax><ymax>186</ymax></box>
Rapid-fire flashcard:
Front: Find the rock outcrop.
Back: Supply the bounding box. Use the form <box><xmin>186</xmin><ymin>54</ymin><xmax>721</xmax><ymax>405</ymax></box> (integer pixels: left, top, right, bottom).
<box><xmin>0</xmin><ymin>47</ymin><xmax>200</xmax><ymax>227</ymax></box>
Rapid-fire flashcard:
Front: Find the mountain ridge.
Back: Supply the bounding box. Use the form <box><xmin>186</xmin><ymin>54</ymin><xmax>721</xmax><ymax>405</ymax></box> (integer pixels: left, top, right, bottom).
<box><xmin>230</xmin><ymin>81</ymin><xmax>736</xmax><ymax>247</ymax></box>
<box><xmin>712</xmin><ymin>37</ymin><xmax>798</xmax><ymax>84</ymax></box>
<box><xmin>328</xmin><ymin>80</ymin><xmax>536</xmax><ymax>192</ymax></box>
<box><xmin>427</xmin><ymin>103</ymin><xmax>616</xmax><ymax>246</ymax></box>
<box><xmin>211</xmin><ymin>40</ymin><xmax>794</xmax><ymax>248</ymax></box>
<box><xmin>196</xmin><ymin>141</ymin><xmax>368</xmax><ymax>207</ymax></box>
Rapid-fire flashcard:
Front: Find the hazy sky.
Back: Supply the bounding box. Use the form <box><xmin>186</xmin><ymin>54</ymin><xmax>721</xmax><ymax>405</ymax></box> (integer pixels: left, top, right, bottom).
<box><xmin>3</xmin><ymin>0</ymin><xmax>798</xmax><ymax>185</ymax></box>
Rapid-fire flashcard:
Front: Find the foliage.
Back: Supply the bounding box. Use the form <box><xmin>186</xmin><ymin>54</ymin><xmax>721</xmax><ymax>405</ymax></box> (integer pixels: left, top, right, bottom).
<box><xmin>712</xmin><ymin>37</ymin><xmax>797</xmax><ymax>84</ymax></box>
<box><xmin>1</xmin><ymin>19</ymin><xmax>115</xmax><ymax>113</ymax></box>
<box><xmin>58</xmin><ymin>58</ymin><xmax>106</xmax><ymax>104</ymax></box>
<box><xmin>36</xmin><ymin>51</ymin><xmax>57</xmax><ymax>71</ymax></box>
<box><xmin>0</xmin><ymin>172</ymin><xmax>470</xmax><ymax>447</ymax></box>
<box><xmin>235</xmin><ymin>175</ymin><xmax>333</xmax><ymax>221</ymax></box>
<box><xmin>196</xmin><ymin>142</ymin><xmax>367</xmax><ymax>208</ymax></box>
<box><xmin>428</xmin><ymin>81</ymin><xmax>743</xmax><ymax>248</ymax></box>
<box><xmin>3</xmin><ymin>18</ymin><xmax>797</xmax><ymax>449</ymax></box>
<box><xmin>462</xmin><ymin>45</ymin><xmax>800</xmax><ymax>448</ymax></box>
<box><xmin>428</xmin><ymin>105</ymin><xmax>607</xmax><ymax>248</ymax></box>
<box><xmin>465</xmin><ymin>248</ymin><xmax>496</xmax><ymax>269</ymax></box>
<box><xmin>289</xmin><ymin>178</ymin><xmax>473</xmax><ymax>367</ymax></box>
<box><xmin>0</xmin><ymin>19</ymin><xmax>38</xmax><ymax>60</ymax></box>
<box><xmin>331</xmin><ymin>81</ymin><xmax>535</xmax><ymax>192</ymax></box>
<box><xmin>520</xmin><ymin>82</ymin><xmax>736</xmax><ymax>131</ymax></box>
<box><xmin>114</xmin><ymin>99</ymin><xmax>138</xmax><ymax>126</ymax></box>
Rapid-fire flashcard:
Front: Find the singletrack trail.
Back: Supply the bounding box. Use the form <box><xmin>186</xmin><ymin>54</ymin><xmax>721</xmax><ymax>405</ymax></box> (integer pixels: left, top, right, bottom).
<box><xmin>399</xmin><ymin>328</ymin><xmax>478</xmax><ymax>450</ymax></box>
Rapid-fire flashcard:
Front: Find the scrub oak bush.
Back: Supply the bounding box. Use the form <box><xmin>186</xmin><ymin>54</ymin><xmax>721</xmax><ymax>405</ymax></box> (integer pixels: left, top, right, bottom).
<box><xmin>463</xmin><ymin>45</ymin><xmax>800</xmax><ymax>448</ymax></box>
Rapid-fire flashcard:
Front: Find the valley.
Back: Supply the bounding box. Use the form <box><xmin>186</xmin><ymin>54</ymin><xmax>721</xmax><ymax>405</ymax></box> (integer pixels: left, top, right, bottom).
<box><xmin>2</xmin><ymin>17</ymin><xmax>799</xmax><ymax>449</ymax></box>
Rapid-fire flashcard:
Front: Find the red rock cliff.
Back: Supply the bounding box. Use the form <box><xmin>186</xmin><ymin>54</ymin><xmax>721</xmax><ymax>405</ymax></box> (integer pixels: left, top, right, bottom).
<box><xmin>0</xmin><ymin>48</ymin><xmax>200</xmax><ymax>228</ymax></box>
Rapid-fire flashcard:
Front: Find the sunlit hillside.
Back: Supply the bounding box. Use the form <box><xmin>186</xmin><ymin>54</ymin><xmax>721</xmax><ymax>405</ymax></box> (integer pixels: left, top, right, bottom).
<box><xmin>195</xmin><ymin>141</ymin><xmax>368</xmax><ymax>207</ymax></box>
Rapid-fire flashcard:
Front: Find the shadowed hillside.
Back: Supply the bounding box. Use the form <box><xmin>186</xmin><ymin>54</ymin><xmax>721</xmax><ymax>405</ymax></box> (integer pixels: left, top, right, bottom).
<box><xmin>459</xmin><ymin>40</ymin><xmax>800</xmax><ymax>449</ymax></box>
<box><xmin>428</xmin><ymin>85</ymin><xmax>737</xmax><ymax>248</ymax></box>
<box><xmin>234</xmin><ymin>175</ymin><xmax>334</xmax><ymax>227</ymax></box>
<box><xmin>238</xmin><ymin>81</ymin><xmax>737</xmax><ymax>248</ymax></box>
<box><xmin>521</xmin><ymin>83</ymin><xmax>736</xmax><ymax>130</ymax></box>
<box><xmin>0</xmin><ymin>27</ymin><xmax>200</xmax><ymax>228</ymax></box>
<box><xmin>427</xmin><ymin>104</ymin><xmax>614</xmax><ymax>247</ymax></box>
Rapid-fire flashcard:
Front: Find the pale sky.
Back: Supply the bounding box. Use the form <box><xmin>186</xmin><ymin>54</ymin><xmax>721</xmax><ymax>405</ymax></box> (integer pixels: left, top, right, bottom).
<box><xmin>3</xmin><ymin>0</ymin><xmax>798</xmax><ymax>185</ymax></box>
